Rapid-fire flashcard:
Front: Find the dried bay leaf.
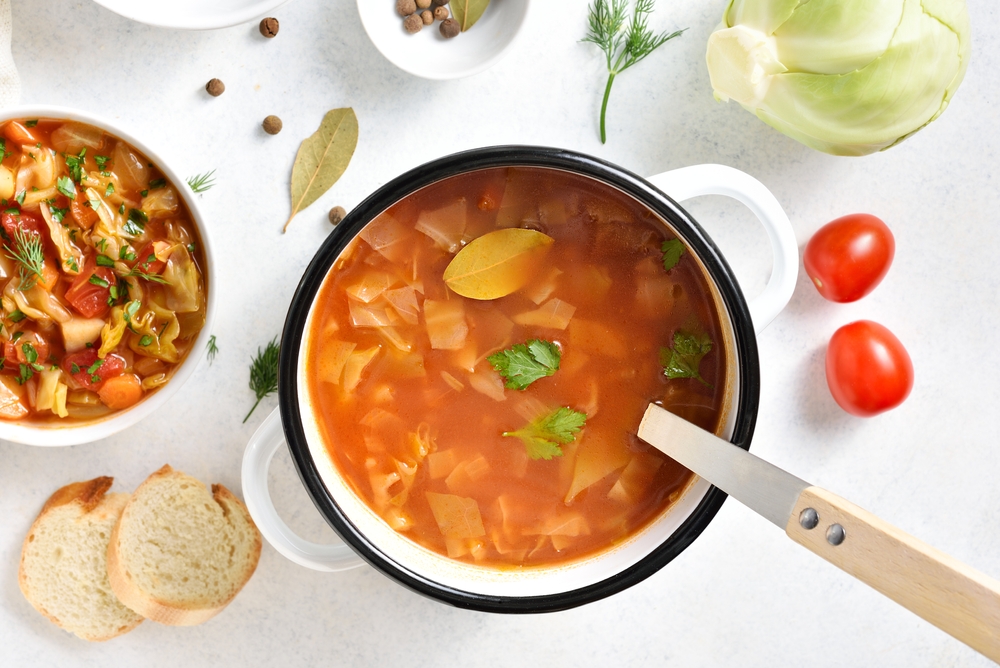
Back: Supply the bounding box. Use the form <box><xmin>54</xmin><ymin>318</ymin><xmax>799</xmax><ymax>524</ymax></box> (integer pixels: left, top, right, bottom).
<box><xmin>284</xmin><ymin>108</ymin><xmax>359</xmax><ymax>232</ymax></box>
<box><xmin>451</xmin><ymin>0</ymin><xmax>491</xmax><ymax>31</ymax></box>
<box><xmin>443</xmin><ymin>228</ymin><xmax>554</xmax><ymax>300</ymax></box>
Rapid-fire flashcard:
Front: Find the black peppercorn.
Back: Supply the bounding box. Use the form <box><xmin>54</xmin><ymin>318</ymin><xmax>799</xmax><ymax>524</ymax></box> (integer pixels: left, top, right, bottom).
<box><xmin>259</xmin><ymin>17</ymin><xmax>279</xmax><ymax>38</ymax></box>
<box><xmin>328</xmin><ymin>206</ymin><xmax>347</xmax><ymax>227</ymax></box>
<box><xmin>440</xmin><ymin>18</ymin><xmax>460</xmax><ymax>38</ymax></box>
<box><xmin>205</xmin><ymin>78</ymin><xmax>225</xmax><ymax>97</ymax></box>
<box><xmin>262</xmin><ymin>115</ymin><xmax>283</xmax><ymax>135</ymax></box>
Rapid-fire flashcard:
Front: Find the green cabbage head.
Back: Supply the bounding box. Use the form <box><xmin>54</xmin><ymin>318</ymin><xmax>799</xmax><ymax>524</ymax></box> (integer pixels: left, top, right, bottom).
<box><xmin>706</xmin><ymin>0</ymin><xmax>971</xmax><ymax>156</ymax></box>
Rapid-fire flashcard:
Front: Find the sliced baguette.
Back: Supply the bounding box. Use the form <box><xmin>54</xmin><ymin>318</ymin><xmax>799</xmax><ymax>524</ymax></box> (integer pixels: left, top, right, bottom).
<box><xmin>19</xmin><ymin>477</ymin><xmax>144</xmax><ymax>641</ymax></box>
<box><xmin>107</xmin><ymin>465</ymin><xmax>262</xmax><ymax>626</ymax></box>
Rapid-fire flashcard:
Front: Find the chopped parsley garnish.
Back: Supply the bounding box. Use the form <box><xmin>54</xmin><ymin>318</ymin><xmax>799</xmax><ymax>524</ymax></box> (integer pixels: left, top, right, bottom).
<box><xmin>64</xmin><ymin>257</ymin><xmax>78</xmax><ymax>273</ymax></box>
<box><xmin>70</xmin><ymin>363</ymin><xmax>80</xmax><ymax>374</ymax></box>
<box><xmin>87</xmin><ymin>359</ymin><xmax>104</xmax><ymax>375</ymax></box>
<box><xmin>118</xmin><ymin>203</ymin><xmax>125</xmax><ymax>215</ymax></box>
<box><xmin>105</xmin><ymin>182</ymin><xmax>115</xmax><ymax>197</ymax></box>
<box><xmin>4</xmin><ymin>207</ymin><xmax>18</xmax><ymax>215</ymax></box>
<box><xmin>96</xmin><ymin>254</ymin><xmax>115</xmax><ymax>268</ymax></box>
<box><xmin>21</xmin><ymin>343</ymin><xmax>37</xmax><ymax>364</ymax></box>
<box><xmin>661</xmin><ymin>238</ymin><xmax>685</xmax><ymax>272</ymax></box>
<box><xmin>8</xmin><ymin>310</ymin><xmax>24</xmax><ymax>323</ymax></box>
<box><xmin>56</xmin><ymin>176</ymin><xmax>76</xmax><ymax>199</ymax></box>
<box><xmin>148</xmin><ymin>178</ymin><xmax>166</xmax><ymax>190</ymax></box>
<box><xmin>88</xmin><ymin>274</ymin><xmax>110</xmax><ymax>288</ymax></box>
<box><xmin>487</xmin><ymin>339</ymin><xmax>561</xmax><ymax>390</ymax></box>
<box><xmin>95</xmin><ymin>155</ymin><xmax>110</xmax><ymax>170</ymax></box>
<box><xmin>16</xmin><ymin>363</ymin><xmax>32</xmax><ymax>385</ymax></box>
<box><xmin>502</xmin><ymin>407</ymin><xmax>587</xmax><ymax>460</ymax></box>
<box><xmin>48</xmin><ymin>205</ymin><xmax>68</xmax><ymax>223</ymax></box>
<box><xmin>660</xmin><ymin>329</ymin><xmax>713</xmax><ymax>387</ymax></box>
<box><xmin>123</xmin><ymin>208</ymin><xmax>148</xmax><ymax>236</ymax></box>
<box><xmin>207</xmin><ymin>334</ymin><xmax>218</xmax><ymax>364</ymax></box>
<box><xmin>244</xmin><ymin>337</ymin><xmax>279</xmax><ymax>423</ymax></box>
<box><xmin>0</xmin><ymin>138</ymin><xmax>6</xmax><ymax>163</ymax></box>
<box><xmin>65</xmin><ymin>149</ymin><xmax>86</xmax><ymax>183</ymax></box>
<box><xmin>25</xmin><ymin>120</ymin><xmax>38</xmax><ymax>128</ymax></box>
<box><xmin>11</xmin><ymin>330</ymin><xmax>22</xmax><ymax>341</ymax></box>
<box><xmin>138</xmin><ymin>334</ymin><xmax>154</xmax><ymax>346</ymax></box>
<box><xmin>123</xmin><ymin>299</ymin><xmax>141</xmax><ymax>332</ymax></box>
<box><xmin>15</xmin><ymin>190</ymin><xmax>25</xmax><ymax>205</ymax></box>
<box><xmin>118</xmin><ymin>245</ymin><xmax>136</xmax><ymax>261</ymax></box>
<box><xmin>187</xmin><ymin>170</ymin><xmax>216</xmax><ymax>194</ymax></box>
<box><xmin>140</xmin><ymin>189</ymin><xmax>148</xmax><ymax>197</ymax></box>
<box><xmin>187</xmin><ymin>242</ymin><xmax>196</xmax><ymax>253</ymax></box>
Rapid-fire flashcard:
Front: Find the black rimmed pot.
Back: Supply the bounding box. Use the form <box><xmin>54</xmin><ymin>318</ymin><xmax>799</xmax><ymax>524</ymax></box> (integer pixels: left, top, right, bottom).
<box><xmin>278</xmin><ymin>146</ymin><xmax>760</xmax><ymax>613</ymax></box>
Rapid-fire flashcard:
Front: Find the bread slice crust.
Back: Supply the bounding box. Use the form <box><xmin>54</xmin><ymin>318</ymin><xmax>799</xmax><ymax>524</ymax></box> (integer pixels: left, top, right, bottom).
<box><xmin>107</xmin><ymin>465</ymin><xmax>262</xmax><ymax>626</ymax></box>
<box><xmin>19</xmin><ymin>477</ymin><xmax>144</xmax><ymax>641</ymax></box>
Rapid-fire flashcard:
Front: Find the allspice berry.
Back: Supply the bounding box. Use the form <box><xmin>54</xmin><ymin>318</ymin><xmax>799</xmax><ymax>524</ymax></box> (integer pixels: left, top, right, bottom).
<box><xmin>416</xmin><ymin>0</ymin><xmax>431</xmax><ymax>7</ymax></box>
<box><xmin>259</xmin><ymin>17</ymin><xmax>279</xmax><ymax>38</ymax></box>
<box><xmin>403</xmin><ymin>13</ymin><xmax>423</xmax><ymax>33</ymax></box>
<box><xmin>440</xmin><ymin>18</ymin><xmax>460</xmax><ymax>38</ymax></box>
<box><xmin>205</xmin><ymin>78</ymin><xmax>225</xmax><ymax>97</ymax></box>
<box><xmin>433</xmin><ymin>5</ymin><xmax>448</xmax><ymax>20</ymax></box>
<box><xmin>420</xmin><ymin>10</ymin><xmax>433</xmax><ymax>25</ymax></box>
<box><xmin>262</xmin><ymin>115</ymin><xmax>283</xmax><ymax>135</ymax></box>
<box><xmin>396</xmin><ymin>0</ymin><xmax>417</xmax><ymax>16</ymax></box>
<box><xmin>328</xmin><ymin>206</ymin><xmax>347</xmax><ymax>227</ymax></box>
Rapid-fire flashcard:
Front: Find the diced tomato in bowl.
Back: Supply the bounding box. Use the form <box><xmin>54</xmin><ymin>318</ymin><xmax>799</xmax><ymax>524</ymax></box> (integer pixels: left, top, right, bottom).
<box><xmin>65</xmin><ymin>256</ymin><xmax>116</xmax><ymax>318</ymax></box>
<box><xmin>62</xmin><ymin>349</ymin><xmax>126</xmax><ymax>390</ymax></box>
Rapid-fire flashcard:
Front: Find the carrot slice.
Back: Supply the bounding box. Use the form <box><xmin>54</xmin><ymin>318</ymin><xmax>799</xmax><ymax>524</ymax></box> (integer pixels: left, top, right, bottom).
<box><xmin>97</xmin><ymin>373</ymin><xmax>143</xmax><ymax>410</ymax></box>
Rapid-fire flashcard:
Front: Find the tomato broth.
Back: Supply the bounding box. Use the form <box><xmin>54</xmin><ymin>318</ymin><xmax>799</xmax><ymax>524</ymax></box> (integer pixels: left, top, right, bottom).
<box><xmin>306</xmin><ymin>167</ymin><xmax>727</xmax><ymax>568</ymax></box>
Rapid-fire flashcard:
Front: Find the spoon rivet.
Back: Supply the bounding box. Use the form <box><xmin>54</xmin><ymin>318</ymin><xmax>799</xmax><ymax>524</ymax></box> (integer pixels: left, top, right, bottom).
<box><xmin>799</xmin><ymin>508</ymin><xmax>819</xmax><ymax>530</ymax></box>
<box><xmin>827</xmin><ymin>523</ymin><xmax>846</xmax><ymax>546</ymax></box>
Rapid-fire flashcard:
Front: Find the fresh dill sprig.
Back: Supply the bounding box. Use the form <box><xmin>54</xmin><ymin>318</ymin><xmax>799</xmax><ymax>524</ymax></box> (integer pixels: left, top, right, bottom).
<box><xmin>124</xmin><ymin>268</ymin><xmax>170</xmax><ymax>285</ymax></box>
<box><xmin>583</xmin><ymin>0</ymin><xmax>685</xmax><ymax>143</ymax></box>
<box><xmin>4</xmin><ymin>228</ymin><xmax>44</xmax><ymax>291</ymax></box>
<box><xmin>206</xmin><ymin>334</ymin><xmax>219</xmax><ymax>364</ymax></box>
<box><xmin>187</xmin><ymin>170</ymin><xmax>216</xmax><ymax>193</ymax></box>
<box><xmin>244</xmin><ymin>337</ymin><xmax>279</xmax><ymax>423</ymax></box>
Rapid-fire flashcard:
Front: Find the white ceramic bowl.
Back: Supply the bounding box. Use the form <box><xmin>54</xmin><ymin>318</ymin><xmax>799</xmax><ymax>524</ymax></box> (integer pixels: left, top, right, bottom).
<box><xmin>0</xmin><ymin>106</ymin><xmax>217</xmax><ymax>446</ymax></box>
<box><xmin>357</xmin><ymin>0</ymin><xmax>531</xmax><ymax>80</ymax></box>
<box><xmin>90</xmin><ymin>0</ymin><xmax>289</xmax><ymax>30</ymax></box>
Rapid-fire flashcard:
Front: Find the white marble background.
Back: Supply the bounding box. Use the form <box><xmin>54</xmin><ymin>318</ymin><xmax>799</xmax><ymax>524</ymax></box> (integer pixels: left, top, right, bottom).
<box><xmin>1</xmin><ymin>0</ymin><xmax>998</xmax><ymax>665</ymax></box>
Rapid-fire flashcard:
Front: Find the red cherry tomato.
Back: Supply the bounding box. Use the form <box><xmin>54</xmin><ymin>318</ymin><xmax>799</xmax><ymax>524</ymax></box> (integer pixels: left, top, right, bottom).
<box><xmin>804</xmin><ymin>214</ymin><xmax>894</xmax><ymax>302</ymax></box>
<box><xmin>825</xmin><ymin>320</ymin><xmax>913</xmax><ymax>417</ymax></box>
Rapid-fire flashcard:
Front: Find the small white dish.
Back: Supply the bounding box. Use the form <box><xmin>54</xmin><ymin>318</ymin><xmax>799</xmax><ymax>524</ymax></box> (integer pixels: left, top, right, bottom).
<box><xmin>90</xmin><ymin>0</ymin><xmax>290</xmax><ymax>31</ymax></box>
<box><xmin>357</xmin><ymin>0</ymin><xmax>531</xmax><ymax>80</ymax></box>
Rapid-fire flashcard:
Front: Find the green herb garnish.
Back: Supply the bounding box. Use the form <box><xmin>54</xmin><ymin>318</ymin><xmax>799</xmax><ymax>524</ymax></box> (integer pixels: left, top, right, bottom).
<box><xmin>187</xmin><ymin>170</ymin><xmax>216</xmax><ymax>194</ymax></box>
<box><xmin>88</xmin><ymin>274</ymin><xmax>110</xmax><ymax>289</ymax></box>
<box><xmin>583</xmin><ymin>0</ymin><xmax>685</xmax><ymax>144</ymax></box>
<box><xmin>661</xmin><ymin>238</ymin><xmax>685</xmax><ymax>271</ymax></box>
<box><xmin>105</xmin><ymin>182</ymin><xmax>115</xmax><ymax>198</ymax></box>
<box><xmin>25</xmin><ymin>119</ymin><xmax>38</xmax><ymax>128</ymax></box>
<box><xmin>244</xmin><ymin>337</ymin><xmax>279</xmax><ymax>423</ymax></box>
<box><xmin>125</xmin><ymin>268</ymin><xmax>170</xmax><ymax>285</ymax></box>
<box><xmin>65</xmin><ymin>149</ymin><xmax>86</xmax><ymax>183</ymax></box>
<box><xmin>16</xmin><ymin>363</ymin><xmax>32</xmax><ymax>385</ymax></box>
<box><xmin>123</xmin><ymin>208</ymin><xmax>148</xmax><ymax>236</ymax></box>
<box><xmin>70</xmin><ymin>363</ymin><xmax>80</xmax><ymax>374</ymax></box>
<box><xmin>11</xmin><ymin>330</ymin><xmax>22</xmax><ymax>341</ymax></box>
<box><xmin>4</xmin><ymin>227</ymin><xmax>45</xmax><ymax>291</ymax></box>
<box><xmin>56</xmin><ymin>176</ymin><xmax>76</xmax><ymax>199</ymax></box>
<box><xmin>21</xmin><ymin>342</ymin><xmax>37</xmax><ymax>364</ymax></box>
<box><xmin>8</xmin><ymin>310</ymin><xmax>24</xmax><ymax>323</ymax></box>
<box><xmin>502</xmin><ymin>407</ymin><xmax>587</xmax><ymax>460</ymax></box>
<box><xmin>138</xmin><ymin>334</ymin><xmax>154</xmax><ymax>347</ymax></box>
<box><xmin>148</xmin><ymin>178</ymin><xmax>166</xmax><ymax>190</ymax></box>
<box><xmin>49</xmin><ymin>206</ymin><xmax>68</xmax><ymax>223</ymax></box>
<box><xmin>95</xmin><ymin>155</ymin><xmax>109</xmax><ymax>170</ymax></box>
<box><xmin>15</xmin><ymin>190</ymin><xmax>25</xmax><ymax>205</ymax></box>
<box><xmin>487</xmin><ymin>339</ymin><xmax>561</xmax><ymax>390</ymax></box>
<box><xmin>660</xmin><ymin>329</ymin><xmax>713</xmax><ymax>386</ymax></box>
<box><xmin>207</xmin><ymin>334</ymin><xmax>219</xmax><ymax>364</ymax></box>
<box><xmin>96</xmin><ymin>254</ymin><xmax>115</xmax><ymax>268</ymax></box>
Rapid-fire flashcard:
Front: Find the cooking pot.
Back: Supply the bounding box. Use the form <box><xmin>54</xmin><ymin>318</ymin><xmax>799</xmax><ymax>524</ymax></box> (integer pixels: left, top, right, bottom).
<box><xmin>242</xmin><ymin>147</ymin><xmax>797</xmax><ymax>612</ymax></box>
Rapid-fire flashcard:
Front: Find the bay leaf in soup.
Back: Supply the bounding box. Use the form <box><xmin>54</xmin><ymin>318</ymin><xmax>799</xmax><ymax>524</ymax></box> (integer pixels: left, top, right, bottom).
<box><xmin>450</xmin><ymin>0</ymin><xmax>491</xmax><ymax>31</ymax></box>
<box><xmin>443</xmin><ymin>228</ymin><xmax>554</xmax><ymax>300</ymax></box>
<box><xmin>284</xmin><ymin>108</ymin><xmax>359</xmax><ymax>232</ymax></box>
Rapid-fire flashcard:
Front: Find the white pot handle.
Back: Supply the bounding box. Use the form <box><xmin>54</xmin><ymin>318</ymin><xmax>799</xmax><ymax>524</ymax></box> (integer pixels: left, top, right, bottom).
<box><xmin>241</xmin><ymin>408</ymin><xmax>364</xmax><ymax>572</ymax></box>
<box><xmin>645</xmin><ymin>164</ymin><xmax>798</xmax><ymax>333</ymax></box>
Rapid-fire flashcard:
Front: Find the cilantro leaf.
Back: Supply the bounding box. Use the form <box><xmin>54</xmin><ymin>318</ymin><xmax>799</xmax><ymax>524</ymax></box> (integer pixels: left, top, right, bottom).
<box><xmin>661</xmin><ymin>238</ymin><xmax>685</xmax><ymax>271</ymax></box>
<box><xmin>502</xmin><ymin>406</ymin><xmax>587</xmax><ymax>460</ymax></box>
<box><xmin>660</xmin><ymin>329</ymin><xmax>713</xmax><ymax>386</ymax></box>
<box><xmin>487</xmin><ymin>339</ymin><xmax>561</xmax><ymax>390</ymax></box>
<box><xmin>56</xmin><ymin>176</ymin><xmax>76</xmax><ymax>199</ymax></box>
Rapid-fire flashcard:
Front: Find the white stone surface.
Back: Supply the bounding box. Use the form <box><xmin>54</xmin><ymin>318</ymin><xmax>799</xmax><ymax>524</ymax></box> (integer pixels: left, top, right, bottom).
<box><xmin>1</xmin><ymin>0</ymin><xmax>997</xmax><ymax>665</ymax></box>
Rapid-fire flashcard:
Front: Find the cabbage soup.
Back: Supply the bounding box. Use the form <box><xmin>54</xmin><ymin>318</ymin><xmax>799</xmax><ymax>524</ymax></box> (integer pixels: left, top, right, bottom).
<box><xmin>0</xmin><ymin>118</ymin><xmax>207</xmax><ymax>422</ymax></box>
<box><xmin>306</xmin><ymin>167</ymin><xmax>727</xmax><ymax>568</ymax></box>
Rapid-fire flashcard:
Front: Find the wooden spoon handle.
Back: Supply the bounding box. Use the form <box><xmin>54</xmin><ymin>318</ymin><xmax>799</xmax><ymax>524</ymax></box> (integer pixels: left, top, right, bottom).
<box><xmin>787</xmin><ymin>486</ymin><xmax>1000</xmax><ymax>660</ymax></box>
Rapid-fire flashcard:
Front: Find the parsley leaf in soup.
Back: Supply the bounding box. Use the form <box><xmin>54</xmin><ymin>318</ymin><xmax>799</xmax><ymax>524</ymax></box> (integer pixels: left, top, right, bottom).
<box><xmin>487</xmin><ymin>339</ymin><xmax>561</xmax><ymax>390</ymax></box>
<box><xmin>503</xmin><ymin>406</ymin><xmax>587</xmax><ymax>460</ymax></box>
<box><xmin>661</xmin><ymin>239</ymin><xmax>685</xmax><ymax>272</ymax></box>
<box><xmin>660</xmin><ymin>330</ymin><xmax>713</xmax><ymax>387</ymax></box>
